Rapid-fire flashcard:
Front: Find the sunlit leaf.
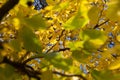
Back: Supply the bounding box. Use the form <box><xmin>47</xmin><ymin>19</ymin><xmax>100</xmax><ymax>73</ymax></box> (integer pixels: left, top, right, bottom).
<box><xmin>108</xmin><ymin>59</ymin><xmax>120</xmax><ymax>70</ymax></box>
<box><xmin>79</xmin><ymin>29</ymin><xmax>107</xmax><ymax>52</ymax></box>
<box><xmin>64</xmin><ymin>0</ymin><xmax>89</xmax><ymax>30</ymax></box>
<box><xmin>53</xmin><ymin>1</ymin><xmax>69</xmax><ymax>11</ymax></box>
<box><xmin>106</xmin><ymin>0</ymin><xmax>120</xmax><ymax>21</ymax></box>
<box><xmin>19</xmin><ymin>0</ymin><xmax>28</xmax><ymax>7</ymax></box>
<box><xmin>68</xmin><ymin>41</ymin><xmax>84</xmax><ymax>51</ymax></box>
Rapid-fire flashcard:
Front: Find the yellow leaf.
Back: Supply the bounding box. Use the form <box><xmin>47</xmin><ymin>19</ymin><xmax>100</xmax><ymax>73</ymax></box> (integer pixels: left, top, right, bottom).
<box><xmin>109</xmin><ymin>59</ymin><xmax>120</xmax><ymax>70</ymax></box>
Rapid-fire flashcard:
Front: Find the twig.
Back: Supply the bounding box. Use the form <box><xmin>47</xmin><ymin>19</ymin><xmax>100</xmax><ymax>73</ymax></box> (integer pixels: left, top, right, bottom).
<box><xmin>94</xmin><ymin>19</ymin><xmax>109</xmax><ymax>29</ymax></box>
<box><xmin>45</xmin><ymin>29</ymin><xmax>65</xmax><ymax>53</ymax></box>
<box><xmin>20</xmin><ymin>51</ymin><xmax>31</xmax><ymax>63</ymax></box>
<box><xmin>23</xmin><ymin>55</ymin><xmax>44</xmax><ymax>64</ymax></box>
<box><xmin>93</xmin><ymin>1</ymin><xmax>108</xmax><ymax>29</ymax></box>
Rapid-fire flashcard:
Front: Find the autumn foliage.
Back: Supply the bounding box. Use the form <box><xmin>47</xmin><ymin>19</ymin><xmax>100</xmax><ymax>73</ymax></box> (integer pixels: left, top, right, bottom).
<box><xmin>0</xmin><ymin>0</ymin><xmax>120</xmax><ymax>80</ymax></box>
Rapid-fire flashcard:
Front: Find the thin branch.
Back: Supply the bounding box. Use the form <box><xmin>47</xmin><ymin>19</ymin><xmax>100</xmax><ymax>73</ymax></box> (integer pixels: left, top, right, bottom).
<box><xmin>53</xmin><ymin>71</ymin><xmax>87</xmax><ymax>80</ymax></box>
<box><xmin>23</xmin><ymin>55</ymin><xmax>44</xmax><ymax>64</ymax></box>
<box><xmin>94</xmin><ymin>19</ymin><xmax>109</xmax><ymax>29</ymax></box>
<box><xmin>0</xmin><ymin>0</ymin><xmax>19</xmax><ymax>21</ymax></box>
<box><xmin>45</xmin><ymin>29</ymin><xmax>65</xmax><ymax>53</ymax></box>
<box><xmin>93</xmin><ymin>1</ymin><xmax>107</xmax><ymax>29</ymax></box>
<box><xmin>20</xmin><ymin>51</ymin><xmax>31</xmax><ymax>63</ymax></box>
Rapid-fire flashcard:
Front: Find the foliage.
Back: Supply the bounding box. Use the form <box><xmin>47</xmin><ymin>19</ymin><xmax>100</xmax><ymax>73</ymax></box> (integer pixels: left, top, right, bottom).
<box><xmin>0</xmin><ymin>0</ymin><xmax>120</xmax><ymax>80</ymax></box>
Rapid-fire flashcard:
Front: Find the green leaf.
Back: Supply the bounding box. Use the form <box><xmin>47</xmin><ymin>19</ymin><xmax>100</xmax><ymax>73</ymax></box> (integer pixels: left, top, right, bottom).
<box><xmin>0</xmin><ymin>64</ymin><xmax>21</xmax><ymax>80</ymax></box>
<box><xmin>41</xmin><ymin>70</ymin><xmax>53</xmax><ymax>80</ymax></box>
<box><xmin>18</xmin><ymin>26</ymin><xmax>42</xmax><ymax>52</ymax></box>
<box><xmin>45</xmin><ymin>52</ymin><xmax>72</xmax><ymax>71</ymax></box>
<box><xmin>91</xmin><ymin>70</ymin><xmax>120</xmax><ymax>80</ymax></box>
<box><xmin>25</xmin><ymin>14</ymin><xmax>47</xmax><ymax>30</ymax></box>
<box><xmin>80</xmin><ymin>29</ymin><xmax>107</xmax><ymax>52</ymax></box>
<box><xmin>9</xmin><ymin>39</ymin><xmax>21</xmax><ymax>52</ymax></box>
<box><xmin>72</xmin><ymin>50</ymin><xmax>90</xmax><ymax>63</ymax></box>
<box><xmin>80</xmin><ymin>29</ymin><xmax>106</xmax><ymax>40</ymax></box>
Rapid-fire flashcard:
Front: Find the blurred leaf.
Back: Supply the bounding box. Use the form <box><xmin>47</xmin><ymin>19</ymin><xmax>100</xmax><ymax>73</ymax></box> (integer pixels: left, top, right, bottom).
<box><xmin>19</xmin><ymin>0</ymin><xmax>28</xmax><ymax>7</ymax></box>
<box><xmin>0</xmin><ymin>64</ymin><xmax>21</xmax><ymax>80</ymax></box>
<box><xmin>91</xmin><ymin>70</ymin><xmax>120</xmax><ymax>80</ymax></box>
<box><xmin>25</xmin><ymin>14</ymin><xmax>47</xmax><ymax>30</ymax></box>
<box><xmin>79</xmin><ymin>29</ymin><xmax>107</xmax><ymax>52</ymax></box>
<box><xmin>41</xmin><ymin>70</ymin><xmax>53</xmax><ymax>80</ymax></box>
<box><xmin>80</xmin><ymin>29</ymin><xmax>106</xmax><ymax>40</ymax></box>
<box><xmin>88</xmin><ymin>6</ymin><xmax>100</xmax><ymax>25</ymax></box>
<box><xmin>68</xmin><ymin>41</ymin><xmax>84</xmax><ymax>51</ymax></box>
<box><xmin>72</xmin><ymin>50</ymin><xmax>90</xmax><ymax>63</ymax></box>
<box><xmin>108</xmin><ymin>59</ymin><xmax>120</xmax><ymax>70</ymax></box>
<box><xmin>18</xmin><ymin>26</ymin><xmax>42</xmax><ymax>52</ymax></box>
<box><xmin>116</xmin><ymin>34</ymin><xmax>120</xmax><ymax>42</ymax></box>
<box><xmin>45</xmin><ymin>52</ymin><xmax>72</xmax><ymax>71</ymax></box>
<box><xmin>53</xmin><ymin>1</ymin><xmax>69</xmax><ymax>11</ymax></box>
<box><xmin>0</xmin><ymin>55</ymin><xmax>3</xmax><ymax>63</ymax></box>
<box><xmin>83</xmin><ymin>40</ymin><xmax>97</xmax><ymax>52</ymax></box>
<box><xmin>106</xmin><ymin>0</ymin><xmax>120</xmax><ymax>21</ymax></box>
<box><xmin>9</xmin><ymin>39</ymin><xmax>21</xmax><ymax>52</ymax></box>
<box><xmin>64</xmin><ymin>13</ymin><xmax>88</xmax><ymax>29</ymax></box>
<box><xmin>64</xmin><ymin>0</ymin><xmax>89</xmax><ymax>30</ymax></box>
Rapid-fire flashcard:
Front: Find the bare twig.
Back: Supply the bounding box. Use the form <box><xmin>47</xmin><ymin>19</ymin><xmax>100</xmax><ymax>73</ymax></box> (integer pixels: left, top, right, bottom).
<box><xmin>94</xmin><ymin>19</ymin><xmax>109</xmax><ymax>29</ymax></box>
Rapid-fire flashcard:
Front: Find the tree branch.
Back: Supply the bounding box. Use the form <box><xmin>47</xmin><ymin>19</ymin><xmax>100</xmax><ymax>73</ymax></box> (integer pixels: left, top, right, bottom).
<box><xmin>53</xmin><ymin>71</ymin><xmax>87</xmax><ymax>80</ymax></box>
<box><xmin>2</xmin><ymin>57</ymin><xmax>41</xmax><ymax>80</ymax></box>
<box><xmin>45</xmin><ymin>29</ymin><xmax>65</xmax><ymax>53</ymax></box>
<box><xmin>0</xmin><ymin>0</ymin><xmax>19</xmax><ymax>21</ymax></box>
<box><xmin>94</xmin><ymin>19</ymin><xmax>109</xmax><ymax>29</ymax></box>
<box><xmin>23</xmin><ymin>55</ymin><xmax>44</xmax><ymax>64</ymax></box>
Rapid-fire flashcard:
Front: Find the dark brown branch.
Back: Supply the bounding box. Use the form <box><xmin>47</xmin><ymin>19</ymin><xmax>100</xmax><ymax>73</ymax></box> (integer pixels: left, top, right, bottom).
<box><xmin>53</xmin><ymin>71</ymin><xmax>86</xmax><ymax>80</ymax></box>
<box><xmin>1</xmin><ymin>57</ymin><xmax>87</xmax><ymax>80</ymax></box>
<box><xmin>23</xmin><ymin>55</ymin><xmax>44</xmax><ymax>64</ymax></box>
<box><xmin>2</xmin><ymin>57</ymin><xmax>41</xmax><ymax>80</ymax></box>
<box><xmin>94</xmin><ymin>19</ymin><xmax>109</xmax><ymax>29</ymax></box>
<box><xmin>20</xmin><ymin>51</ymin><xmax>31</xmax><ymax>63</ymax></box>
<box><xmin>59</xmin><ymin>48</ymin><xmax>70</xmax><ymax>51</ymax></box>
<box><xmin>0</xmin><ymin>0</ymin><xmax>19</xmax><ymax>21</ymax></box>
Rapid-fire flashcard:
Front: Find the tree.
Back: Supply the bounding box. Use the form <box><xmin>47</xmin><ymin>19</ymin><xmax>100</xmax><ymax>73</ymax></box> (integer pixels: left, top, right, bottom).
<box><xmin>0</xmin><ymin>0</ymin><xmax>120</xmax><ymax>80</ymax></box>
